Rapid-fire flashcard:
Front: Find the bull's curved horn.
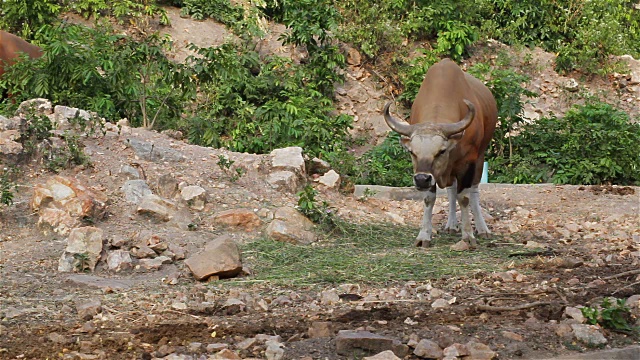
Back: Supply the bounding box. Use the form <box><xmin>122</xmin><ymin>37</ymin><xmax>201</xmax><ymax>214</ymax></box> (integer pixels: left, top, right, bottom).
<box><xmin>441</xmin><ymin>99</ymin><xmax>476</xmax><ymax>137</ymax></box>
<box><xmin>383</xmin><ymin>102</ymin><xmax>413</xmax><ymax>136</ymax></box>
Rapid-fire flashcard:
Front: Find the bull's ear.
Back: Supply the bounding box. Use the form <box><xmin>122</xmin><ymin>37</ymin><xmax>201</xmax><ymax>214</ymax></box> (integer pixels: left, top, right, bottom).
<box><xmin>448</xmin><ymin>131</ymin><xmax>464</xmax><ymax>140</ymax></box>
<box><xmin>400</xmin><ymin>136</ymin><xmax>411</xmax><ymax>150</ymax></box>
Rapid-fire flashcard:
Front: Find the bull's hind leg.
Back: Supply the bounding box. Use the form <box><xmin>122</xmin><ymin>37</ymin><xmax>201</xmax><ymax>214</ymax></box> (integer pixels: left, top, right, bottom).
<box><xmin>457</xmin><ymin>188</ymin><xmax>476</xmax><ymax>248</ymax></box>
<box><xmin>415</xmin><ymin>188</ymin><xmax>436</xmax><ymax>247</ymax></box>
<box><xmin>444</xmin><ymin>182</ymin><xmax>459</xmax><ymax>233</ymax></box>
<box><xmin>470</xmin><ymin>185</ymin><xmax>490</xmax><ymax>238</ymax></box>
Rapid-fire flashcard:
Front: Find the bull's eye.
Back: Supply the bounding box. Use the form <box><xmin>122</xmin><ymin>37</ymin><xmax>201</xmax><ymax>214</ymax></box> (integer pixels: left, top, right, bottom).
<box><xmin>436</xmin><ymin>149</ymin><xmax>446</xmax><ymax>156</ymax></box>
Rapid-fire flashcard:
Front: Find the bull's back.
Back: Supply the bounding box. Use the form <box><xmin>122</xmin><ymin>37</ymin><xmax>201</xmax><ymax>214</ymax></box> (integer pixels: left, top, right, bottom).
<box><xmin>464</xmin><ymin>73</ymin><xmax>497</xmax><ymax>152</ymax></box>
<box><xmin>0</xmin><ymin>31</ymin><xmax>43</xmax><ymax>76</ymax></box>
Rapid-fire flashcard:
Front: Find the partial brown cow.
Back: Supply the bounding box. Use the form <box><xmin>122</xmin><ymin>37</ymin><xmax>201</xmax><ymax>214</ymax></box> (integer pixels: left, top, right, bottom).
<box><xmin>0</xmin><ymin>30</ymin><xmax>43</xmax><ymax>78</ymax></box>
<box><xmin>383</xmin><ymin>58</ymin><xmax>497</xmax><ymax>248</ymax></box>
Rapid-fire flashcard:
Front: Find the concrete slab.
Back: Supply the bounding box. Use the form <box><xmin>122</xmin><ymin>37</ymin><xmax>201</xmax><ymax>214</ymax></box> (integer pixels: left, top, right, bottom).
<box><xmin>536</xmin><ymin>346</ymin><xmax>640</xmax><ymax>360</ymax></box>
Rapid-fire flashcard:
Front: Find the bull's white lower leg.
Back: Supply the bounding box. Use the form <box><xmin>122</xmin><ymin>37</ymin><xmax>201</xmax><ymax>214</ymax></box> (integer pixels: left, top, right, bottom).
<box><xmin>445</xmin><ymin>183</ymin><xmax>459</xmax><ymax>232</ymax></box>
<box><xmin>470</xmin><ymin>185</ymin><xmax>490</xmax><ymax>237</ymax></box>
<box><xmin>416</xmin><ymin>190</ymin><xmax>436</xmax><ymax>247</ymax></box>
<box><xmin>456</xmin><ymin>189</ymin><xmax>476</xmax><ymax>247</ymax></box>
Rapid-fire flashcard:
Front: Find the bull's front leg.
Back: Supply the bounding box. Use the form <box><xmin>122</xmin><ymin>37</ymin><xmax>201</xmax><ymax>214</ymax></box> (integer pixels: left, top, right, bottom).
<box><xmin>444</xmin><ymin>182</ymin><xmax>459</xmax><ymax>232</ymax></box>
<box><xmin>415</xmin><ymin>189</ymin><xmax>436</xmax><ymax>248</ymax></box>
<box><xmin>470</xmin><ymin>185</ymin><xmax>490</xmax><ymax>238</ymax></box>
<box><xmin>456</xmin><ymin>189</ymin><xmax>476</xmax><ymax>248</ymax></box>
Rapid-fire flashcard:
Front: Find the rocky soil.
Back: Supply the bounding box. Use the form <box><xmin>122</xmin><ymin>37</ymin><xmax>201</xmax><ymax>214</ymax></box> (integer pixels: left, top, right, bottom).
<box><xmin>1</xmin><ymin>7</ymin><xmax>640</xmax><ymax>360</ymax></box>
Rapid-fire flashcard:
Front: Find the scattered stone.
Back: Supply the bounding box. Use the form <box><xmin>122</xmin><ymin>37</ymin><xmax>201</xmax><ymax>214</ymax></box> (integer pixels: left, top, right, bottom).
<box><xmin>565</xmin><ymin>306</ymin><xmax>586</xmax><ymax>323</ymax></box>
<box><xmin>317</xmin><ymin>170</ymin><xmax>340</xmax><ymax>188</ymax></box>
<box><xmin>267</xmin><ymin>171</ymin><xmax>301</xmax><ymax>193</ymax></box>
<box><xmin>122</xmin><ymin>180</ymin><xmax>152</xmax><ymax>204</ymax></box>
<box><xmin>555</xmin><ymin>322</ymin><xmax>574</xmax><ymax>338</ymax></box>
<box><xmin>237</xmin><ymin>337</ymin><xmax>257</xmax><ymax>350</ymax></box>
<box><xmin>431</xmin><ymin>298</ymin><xmax>450</xmax><ymax>309</ymax></box>
<box><xmin>181</xmin><ymin>185</ymin><xmax>206</xmax><ymax>210</ymax></box>
<box><xmin>571</xmin><ymin>324</ymin><xmax>608</xmax><ymax>345</ymax></box>
<box><xmin>211</xmin><ymin>208</ymin><xmax>262</xmax><ymax>231</ymax></box>
<box><xmin>162</xmin><ymin>129</ymin><xmax>183</xmax><ymax>140</ymax></box>
<box><xmin>58</xmin><ymin>226</ymin><xmax>104</xmax><ymax>272</ymax></box>
<box><xmin>561</xmin><ymin>78</ymin><xmax>580</xmax><ymax>92</ymax></box>
<box><xmin>52</xmin><ymin>105</ymin><xmax>92</xmax><ymax>129</ymax></box>
<box><xmin>265</xmin><ymin>340</ymin><xmax>285</xmax><ymax>360</ymax></box>
<box><xmin>32</xmin><ymin>176</ymin><xmax>108</xmax><ymax>235</ymax></box>
<box><xmin>125</xmin><ymin>138</ymin><xmax>186</xmax><ymax>162</ymax></box>
<box><xmin>271</xmin><ymin>147</ymin><xmax>305</xmax><ymax>175</ymax></box>
<box><xmin>413</xmin><ymin>339</ymin><xmax>443</xmax><ymax>359</ymax></box>
<box><xmin>308</xmin><ymin>321</ymin><xmax>334</xmax><ymax>338</ymax></box>
<box><xmin>524</xmin><ymin>241</ymin><xmax>546</xmax><ymax>249</ymax></box>
<box><xmin>320</xmin><ymin>289</ymin><xmax>341</xmax><ymax>305</ymax></box>
<box><xmin>107</xmin><ymin>250</ymin><xmax>132</xmax><ymax>272</ymax></box>
<box><xmin>138</xmin><ymin>256</ymin><xmax>172</xmax><ymax>270</ymax></box>
<box><xmin>443</xmin><ymin>343</ymin><xmax>469</xmax><ymax>358</ymax></box>
<box><xmin>65</xmin><ymin>274</ymin><xmax>134</xmax><ymax>290</ymax></box>
<box><xmin>309</xmin><ymin>157</ymin><xmax>331</xmax><ymax>175</ymax></box>
<box><xmin>48</xmin><ymin>332</ymin><xmax>71</xmax><ymax>344</ymax></box>
<box><xmin>501</xmin><ymin>331</ymin><xmax>524</xmax><ymax>342</ymax></box>
<box><xmin>131</xmin><ymin>245</ymin><xmax>157</xmax><ymax>259</ymax></box>
<box><xmin>465</xmin><ymin>341</ymin><xmax>497</xmax><ymax>360</ymax></box>
<box><xmin>17</xmin><ymin>98</ymin><xmax>52</xmax><ymax>116</ymax></box>
<box><xmin>336</xmin><ymin>330</ymin><xmax>407</xmax><ymax>357</ymax></box>
<box><xmin>206</xmin><ymin>343</ymin><xmax>229</xmax><ymax>353</ymax></box>
<box><xmin>364</xmin><ymin>350</ymin><xmax>401</xmax><ymax>360</ymax></box>
<box><xmin>137</xmin><ymin>194</ymin><xmax>178</xmax><ymax>222</ymax></box>
<box><xmin>450</xmin><ymin>240</ymin><xmax>470</xmax><ymax>251</ymax></box>
<box><xmin>213</xmin><ymin>348</ymin><xmax>241</xmax><ymax>359</ymax></box>
<box><xmin>119</xmin><ymin>164</ymin><xmax>141</xmax><ymax>179</ymax></box>
<box><xmin>75</xmin><ymin>299</ymin><xmax>102</xmax><ymax>320</ymax></box>
<box><xmin>156</xmin><ymin>174</ymin><xmax>180</xmax><ymax>198</ymax></box>
<box><xmin>266</xmin><ymin>207</ymin><xmax>317</xmax><ymax>245</ymax></box>
<box><xmin>184</xmin><ymin>235</ymin><xmax>243</xmax><ymax>280</ymax></box>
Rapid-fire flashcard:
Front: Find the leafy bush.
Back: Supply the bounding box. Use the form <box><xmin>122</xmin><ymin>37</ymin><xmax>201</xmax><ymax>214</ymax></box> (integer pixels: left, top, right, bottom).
<box><xmin>397</xmin><ymin>49</ymin><xmax>439</xmax><ymax>106</ymax></box>
<box><xmin>494</xmin><ymin>102</ymin><xmax>640</xmax><ymax>185</ymax></box>
<box><xmin>355</xmin><ymin>132</ymin><xmax>413</xmax><ymax>187</ymax></box>
<box><xmin>1</xmin><ymin>24</ymin><xmax>195</xmax><ymax>129</ymax></box>
<box><xmin>468</xmin><ymin>62</ymin><xmax>537</xmax><ymax>160</ymax></box>
<box><xmin>582</xmin><ymin>298</ymin><xmax>637</xmax><ymax>333</ymax></box>
<box><xmin>184</xmin><ymin>43</ymin><xmax>351</xmax><ymax>157</ymax></box>
<box><xmin>179</xmin><ymin>0</ymin><xmax>246</xmax><ymax>31</ymax></box>
<box><xmin>0</xmin><ymin>0</ymin><xmax>61</xmax><ymax>39</ymax></box>
<box><xmin>66</xmin><ymin>0</ymin><xmax>169</xmax><ymax>25</ymax></box>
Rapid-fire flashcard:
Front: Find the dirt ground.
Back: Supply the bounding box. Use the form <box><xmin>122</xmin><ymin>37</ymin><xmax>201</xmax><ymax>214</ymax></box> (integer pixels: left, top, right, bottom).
<box><xmin>1</xmin><ymin>6</ymin><xmax>640</xmax><ymax>360</ymax></box>
<box><xmin>0</xmin><ymin>122</ymin><xmax>638</xmax><ymax>359</ymax></box>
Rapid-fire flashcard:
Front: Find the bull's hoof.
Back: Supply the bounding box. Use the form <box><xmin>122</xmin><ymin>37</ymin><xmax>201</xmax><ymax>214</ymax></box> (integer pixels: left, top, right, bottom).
<box><xmin>415</xmin><ymin>239</ymin><xmax>432</xmax><ymax>248</ymax></box>
<box><xmin>444</xmin><ymin>227</ymin><xmax>459</xmax><ymax>234</ymax></box>
<box><xmin>477</xmin><ymin>231</ymin><xmax>491</xmax><ymax>239</ymax></box>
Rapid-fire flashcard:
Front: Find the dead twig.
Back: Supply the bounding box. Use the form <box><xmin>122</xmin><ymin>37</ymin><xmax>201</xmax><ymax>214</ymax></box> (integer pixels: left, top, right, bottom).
<box><xmin>163</xmin><ymin>309</ymin><xmax>202</xmax><ymax>319</ymax></box>
<box><xmin>551</xmin><ymin>287</ymin><xmax>568</xmax><ymax>304</ymax></box>
<box><xmin>602</xmin><ymin>269</ymin><xmax>640</xmax><ymax>280</ymax></box>
<box><xmin>612</xmin><ymin>281</ymin><xmax>640</xmax><ymax>295</ymax></box>
<box><xmin>476</xmin><ymin>301</ymin><xmax>552</xmax><ymax>312</ymax></box>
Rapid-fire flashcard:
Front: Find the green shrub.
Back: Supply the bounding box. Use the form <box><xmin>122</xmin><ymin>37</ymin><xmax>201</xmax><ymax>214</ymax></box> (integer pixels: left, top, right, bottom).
<box><xmin>468</xmin><ymin>62</ymin><xmax>537</xmax><ymax>160</ymax></box>
<box><xmin>495</xmin><ymin>102</ymin><xmax>640</xmax><ymax>185</ymax></box>
<box><xmin>356</xmin><ymin>132</ymin><xmax>413</xmax><ymax>187</ymax></box>
<box><xmin>296</xmin><ymin>185</ymin><xmax>335</xmax><ymax>228</ymax></box>
<box><xmin>179</xmin><ymin>0</ymin><xmax>246</xmax><ymax>31</ymax></box>
<box><xmin>1</xmin><ymin>24</ymin><xmax>195</xmax><ymax>129</ymax></box>
<box><xmin>397</xmin><ymin>49</ymin><xmax>439</xmax><ymax>106</ymax></box>
<box><xmin>0</xmin><ymin>0</ymin><xmax>61</xmax><ymax>39</ymax></box>
<box><xmin>582</xmin><ymin>298</ymin><xmax>637</xmax><ymax>333</ymax></box>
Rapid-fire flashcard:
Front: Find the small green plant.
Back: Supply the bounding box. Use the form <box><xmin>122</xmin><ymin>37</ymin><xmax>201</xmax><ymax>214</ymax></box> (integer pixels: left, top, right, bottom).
<box><xmin>18</xmin><ymin>111</ymin><xmax>53</xmax><ymax>155</ymax></box>
<box><xmin>44</xmin><ymin>133</ymin><xmax>91</xmax><ymax>173</ymax></box>
<box><xmin>216</xmin><ymin>155</ymin><xmax>244</xmax><ymax>182</ymax></box>
<box><xmin>581</xmin><ymin>298</ymin><xmax>636</xmax><ymax>333</ymax></box>
<box><xmin>1</xmin><ymin>167</ymin><xmax>17</xmax><ymax>206</ymax></box>
<box><xmin>296</xmin><ymin>185</ymin><xmax>334</xmax><ymax>227</ymax></box>
<box><xmin>358</xmin><ymin>187</ymin><xmax>377</xmax><ymax>202</ymax></box>
<box><xmin>73</xmin><ymin>252</ymin><xmax>92</xmax><ymax>272</ymax></box>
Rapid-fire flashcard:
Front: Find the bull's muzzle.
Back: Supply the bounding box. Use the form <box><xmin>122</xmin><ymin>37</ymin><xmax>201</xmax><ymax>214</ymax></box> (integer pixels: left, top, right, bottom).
<box><xmin>414</xmin><ymin>173</ymin><xmax>433</xmax><ymax>190</ymax></box>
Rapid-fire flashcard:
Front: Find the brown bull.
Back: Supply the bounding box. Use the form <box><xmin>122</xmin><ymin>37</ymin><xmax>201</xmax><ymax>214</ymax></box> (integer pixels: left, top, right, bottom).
<box><xmin>0</xmin><ymin>31</ymin><xmax>43</xmax><ymax>78</ymax></box>
<box><xmin>384</xmin><ymin>58</ymin><xmax>497</xmax><ymax>248</ymax></box>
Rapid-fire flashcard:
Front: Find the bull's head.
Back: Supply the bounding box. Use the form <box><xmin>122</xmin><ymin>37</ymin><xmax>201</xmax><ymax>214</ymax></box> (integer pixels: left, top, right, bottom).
<box><xmin>383</xmin><ymin>100</ymin><xmax>476</xmax><ymax>190</ymax></box>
